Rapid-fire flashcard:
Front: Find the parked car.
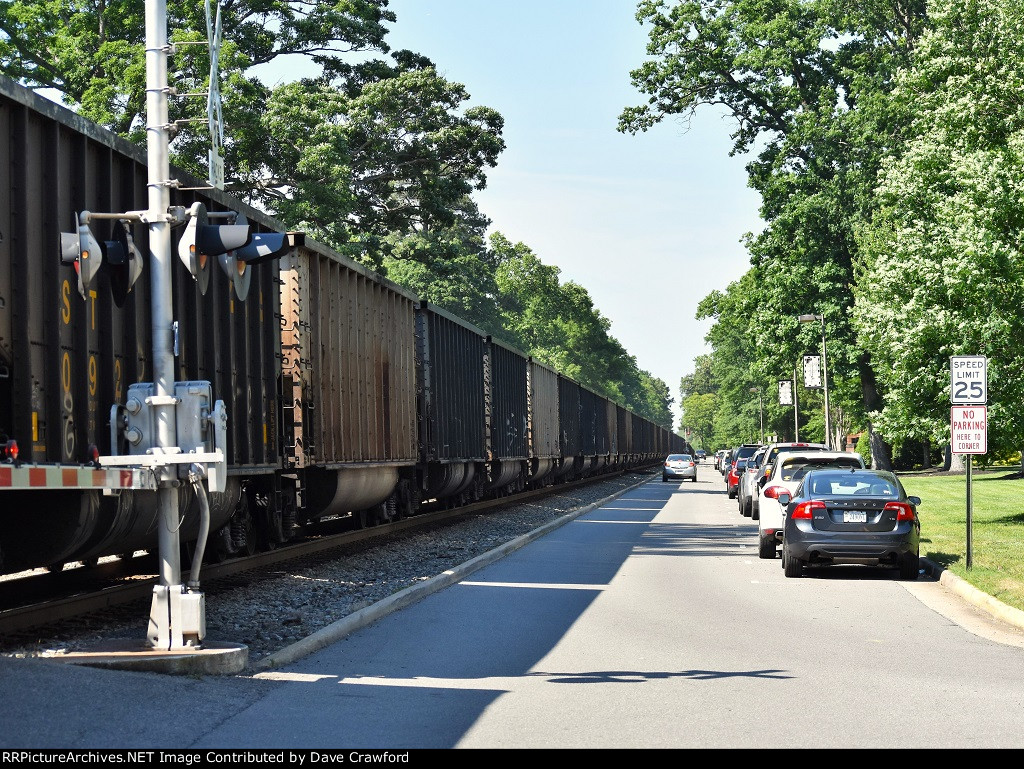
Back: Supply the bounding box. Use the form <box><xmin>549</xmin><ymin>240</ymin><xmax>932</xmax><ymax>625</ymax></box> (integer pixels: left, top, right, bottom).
<box><xmin>757</xmin><ymin>450</ymin><xmax>865</xmax><ymax>559</ymax></box>
<box><xmin>725</xmin><ymin>444</ymin><xmax>761</xmax><ymax>497</ymax></box>
<box><xmin>737</xmin><ymin>445</ymin><xmax>767</xmax><ymax>517</ymax></box>
<box><xmin>714</xmin><ymin>449</ymin><xmax>727</xmax><ymax>471</ymax></box>
<box><xmin>727</xmin><ymin>457</ymin><xmax>750</xmax><ymax>498</ymax></box>
<box><xmin>663</xmin><ymin>453</ymin><xmax>697</xmax><ymax>482</ymax></box>
<box><xmin>750</xmin><ymin>441</ymin><xmax>829</xmax><ymax>519</ymax></box>
<box><xmin>716</xmin><ymin>449</ymin><xmax>729</xmax><ymax>474</ymax></box>
<box><xmin>778</xmin><ymin>467</ymin><xmax>921</xmax><ymax>580</ymax></box>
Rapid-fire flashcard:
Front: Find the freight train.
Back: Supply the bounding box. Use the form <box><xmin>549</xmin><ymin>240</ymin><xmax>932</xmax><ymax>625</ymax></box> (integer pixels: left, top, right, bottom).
<box><xmin>0</xmin><ymin>76</ymin><xmax>684</xmax><ymax>576</ymax></box>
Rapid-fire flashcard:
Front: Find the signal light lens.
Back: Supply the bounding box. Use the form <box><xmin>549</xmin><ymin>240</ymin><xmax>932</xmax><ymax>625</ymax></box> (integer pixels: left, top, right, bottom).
<box><xmin>1</xmin><ymin>439</ymin><xmax>18</xmax><ymax>462</ymax></box>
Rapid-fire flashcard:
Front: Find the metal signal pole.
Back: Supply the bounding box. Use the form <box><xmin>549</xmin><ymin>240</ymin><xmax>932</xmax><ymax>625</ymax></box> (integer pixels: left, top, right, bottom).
<box><xmin>144</xmin><ymin>0</ymin><xmax>199</xmax><ymax>649</ymax></box>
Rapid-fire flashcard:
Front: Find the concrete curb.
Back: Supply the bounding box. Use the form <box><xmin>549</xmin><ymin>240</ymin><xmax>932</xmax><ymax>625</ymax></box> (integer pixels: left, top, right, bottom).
<box><xmin>921</xmin><ymin>557</ymin><xmax>1024</xmax><ymax>631</ymax></box>
<box><xmin>253</xmin><ymin>476</ymin><xmax>653</xmax><ymax>672</ymax></box>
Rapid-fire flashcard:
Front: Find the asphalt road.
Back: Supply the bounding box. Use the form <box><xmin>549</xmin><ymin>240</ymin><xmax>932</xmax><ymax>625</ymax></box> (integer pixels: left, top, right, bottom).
<box><xmin>4</xmin><ymin>464</ymin><xmax>1024</xmax><ymax>748</ymax></box>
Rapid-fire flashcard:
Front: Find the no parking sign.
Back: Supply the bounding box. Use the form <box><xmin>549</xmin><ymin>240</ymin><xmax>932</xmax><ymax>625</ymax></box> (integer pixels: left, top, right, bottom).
<box><xmin>950</xmin><ymin>405</ymin><xmax>987</xmax><ymax>455</ymax></box>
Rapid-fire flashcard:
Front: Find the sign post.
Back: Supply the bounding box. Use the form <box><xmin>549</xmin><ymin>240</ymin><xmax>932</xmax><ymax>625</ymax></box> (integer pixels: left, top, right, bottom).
<box><xmin>950</xmin><ymin>356</ymin><xmax>988</xmax><ymax>570</ymax></box>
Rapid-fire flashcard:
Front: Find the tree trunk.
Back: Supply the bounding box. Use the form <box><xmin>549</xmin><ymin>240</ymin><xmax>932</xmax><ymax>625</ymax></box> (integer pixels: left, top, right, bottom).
<box><xmin>868</xmin><ymin>426</ymin><xmax>893</xmax><ymax>470</ymax></box>
<box><xmin>922</xmin><ymin>439</ymin><xmax>931</xmax><ymax>470</ymax></box>
<box><xmin>944</xmin><ymin>444</ymin><xmax>965</xmax><ymax>472</ymax></box>
<box><xmin>858</xmin><ymin>352</ymin><xmax>892</xmax><ymax>470</ymax></box>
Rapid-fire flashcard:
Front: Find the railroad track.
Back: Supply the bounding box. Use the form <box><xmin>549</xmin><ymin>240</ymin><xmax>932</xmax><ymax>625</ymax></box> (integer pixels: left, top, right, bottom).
<box><xmin>0</xmin><ymin>471</ymin><xmax>643</xmax><ymax>638</ymax></box>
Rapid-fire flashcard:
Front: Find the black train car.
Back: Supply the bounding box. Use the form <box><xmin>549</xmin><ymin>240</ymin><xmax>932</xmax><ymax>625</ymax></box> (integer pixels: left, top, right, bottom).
<box><xmin>414</xmin><ymin>302</ymin><xmax>487</xmax><ymax>507</ymax></box>
<box><xmin>0</xmin><ymin>76</ymin><xmax>287</xmax><ymax>571</ymax></box>
<box><xmin>555</xmin><ymin>374</ymin><xmax>582</xmax><ymax>480</ymax></box>
<box><xmin>485</xmin><ymin>336</ymin><xmax>530</xmax><ymax>496</ymax></box>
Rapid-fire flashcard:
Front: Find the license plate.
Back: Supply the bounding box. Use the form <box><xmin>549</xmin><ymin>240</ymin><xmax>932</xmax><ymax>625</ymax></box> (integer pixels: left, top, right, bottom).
<box><xmin>844</xmin><ymin>511</ymin><xmax>867</xmax><ymax>523</ymax></box>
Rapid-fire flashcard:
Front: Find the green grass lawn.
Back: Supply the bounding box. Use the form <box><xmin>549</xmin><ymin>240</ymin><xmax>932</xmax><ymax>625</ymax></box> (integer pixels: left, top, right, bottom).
<box><xmin>899</xmin><ymin>469</ymin><xmax>1024</xmax><ymax>613</ymax></box>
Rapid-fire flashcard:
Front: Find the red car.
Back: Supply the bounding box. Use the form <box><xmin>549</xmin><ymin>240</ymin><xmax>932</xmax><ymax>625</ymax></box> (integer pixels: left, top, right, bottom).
<box><xmin>727</xmin><ymin>458</ymin><xmax>748</xmax><ymax>498</ymax></box>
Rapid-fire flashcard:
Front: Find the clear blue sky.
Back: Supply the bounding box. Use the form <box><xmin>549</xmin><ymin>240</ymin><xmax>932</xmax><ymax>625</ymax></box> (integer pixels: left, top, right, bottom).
<box><xmin>274</xmin><ymin>0</ymin><xmax>766</xmax><ymax>426</ymax></box>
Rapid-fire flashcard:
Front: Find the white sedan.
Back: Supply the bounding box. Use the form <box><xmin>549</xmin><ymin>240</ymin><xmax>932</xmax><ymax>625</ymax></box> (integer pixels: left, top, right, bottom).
<box><xmin>756</xmin><ymin>451</ymin><xmax>865</xmax><ymax>559</ymax></box>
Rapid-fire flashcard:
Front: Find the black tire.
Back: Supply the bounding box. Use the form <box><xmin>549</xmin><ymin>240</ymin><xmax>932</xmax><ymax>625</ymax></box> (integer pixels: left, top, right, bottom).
<box><xmin>758</xmin><ymin>533</ymin><xmax>775</xmax><ymax>559</ymax></box>
<box><xmin>692</xmin><ymin>475</ymin><xmax>697</xmax><ymax>482</ymax></box>
<box><xmin>783</xmin><ymin>545</ymin><xmax>803</xmax><ymax>577</ymax></box>
<box><xmin>742</xmin><ymin>497</ymin><xmax>752</xmax><ymax>517</ymax></box>
<box><xmin>728</xmin><ymin>487</ymin><xmax>737</xmax><ymax>499</ymax></box>
<box><xmin>662</xmin><ymin>475</ymin><xmax>668</xmax><ymax>482</ymax></box>
<box><xmin>899</xmin><ymin>552</ymin><xmax>920</xmax><ymax>581</ymax></box>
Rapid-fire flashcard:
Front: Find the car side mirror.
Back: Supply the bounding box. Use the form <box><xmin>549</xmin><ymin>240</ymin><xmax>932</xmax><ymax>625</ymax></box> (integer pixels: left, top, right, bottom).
<box><xmin>908</xmin><ymin>495</ymin><xmax>921</xmax><ymax>506</ymax></box>
<box><xmin>777</xmin><ymin>492</ymin><xmax>791</xmax><ymax>506</ymax></box>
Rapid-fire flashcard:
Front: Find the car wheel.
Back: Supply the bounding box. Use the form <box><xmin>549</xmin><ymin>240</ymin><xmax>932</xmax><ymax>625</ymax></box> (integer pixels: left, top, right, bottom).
<box><xmin>758</xmin><ymin>533</ymin><xmax>775</xmax><ymax>560</ymax></box>
<box><xmin>662</xmin><ymin>475</ymin><xmax>668</xmax><ymax>482</ymax></box>
<box><xmin>751</xmin><ymin>505</ymin><xmax>759</xmax><ymax>521</ymax></box>
<box><xmin>783</xmin><ymin>545</ymin><xmax>803</xmax><ymax>577</ymax></box>
<box><xmin>728</xmin><ymin>487</ymin><xmax>736</xmax><ymax>499</ymax></box>
<box><xmin>742</xmin><ymin>498</ymin><xmax>752</xmax><ymax>517</ymax></box>
<box><xmin>899</xmin><ymin>552</ymin><xmax>920</xmax><ymax>581</ymax></box>
<box><xmin>691</xmin><ymin>475</ymin><xmax>697</xmax><ymax>482</ymax></box>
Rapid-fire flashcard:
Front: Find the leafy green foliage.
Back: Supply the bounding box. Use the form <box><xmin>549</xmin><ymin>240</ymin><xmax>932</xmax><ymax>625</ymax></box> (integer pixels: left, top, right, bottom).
<box><xmin>853</xmin><ymin>0</ymin><xmax>1024</xmax><ymax>457</ymax></box>
<box><xmin>622</xmin><ymin>0</ymin><xmax>929</xmax><ymax>465</ymax></box>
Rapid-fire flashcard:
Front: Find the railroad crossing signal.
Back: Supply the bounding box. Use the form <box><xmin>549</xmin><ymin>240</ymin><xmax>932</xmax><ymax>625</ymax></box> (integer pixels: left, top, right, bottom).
<box><xmin>61</xmin><ymin>214</ymin><xmax>144</xmax><ymax>303</ymax></box>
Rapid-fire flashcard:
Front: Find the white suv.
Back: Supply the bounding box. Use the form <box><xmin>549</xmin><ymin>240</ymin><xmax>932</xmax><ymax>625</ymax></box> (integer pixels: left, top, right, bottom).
<box><xmin>757</xmin><ymin>450</ymin><xmax>865</xmax><ymax>559</ymax></box>
<box><xmin>750</xmin><ymin>442</ymin><xmax>828</xmax><ymax>519</ymax></box>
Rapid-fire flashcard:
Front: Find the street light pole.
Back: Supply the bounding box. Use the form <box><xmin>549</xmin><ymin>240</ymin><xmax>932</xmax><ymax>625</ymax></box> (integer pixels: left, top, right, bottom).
<box><xmin>749</xmin><ymin>386</ymin><xmax>764</xmax><ymax>443</ymax></box>
<box><xmin>798</xmin><ymin>313</ymin><xmax>831</xmax><ymax>450</ymax></box>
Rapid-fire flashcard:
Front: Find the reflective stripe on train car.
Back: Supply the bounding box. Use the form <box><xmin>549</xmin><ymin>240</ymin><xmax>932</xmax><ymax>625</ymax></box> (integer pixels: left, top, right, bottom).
<box><xmin>0</xmin><ymin>464</ymin><xmax>157</xmax><ymax>490</ymax></box>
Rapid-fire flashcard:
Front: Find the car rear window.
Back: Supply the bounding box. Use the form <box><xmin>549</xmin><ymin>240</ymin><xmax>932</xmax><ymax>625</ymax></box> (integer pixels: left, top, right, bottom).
<box><xmin>766</xmin><ymin>444</ymin><xmax>827</xmax><ymax>466</ymax></box>
<box><xmin>807</xmin><ymin>473</ymin><xmax>899</xmax><ymax>497</ymax></box>
<box><xmin>779</xmin><ymin>457</ymin><xmax>863</xmax><ymax>482</ymax></box>
<box><xmin>733</xmin><ymin>446</ymin><xmax>760</xmax><ymax>462</ymax></box>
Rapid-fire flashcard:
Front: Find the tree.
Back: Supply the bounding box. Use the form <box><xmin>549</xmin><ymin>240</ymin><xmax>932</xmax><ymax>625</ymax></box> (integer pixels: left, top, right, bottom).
<box><xmin>240</xmin><ymin>57</ymin><xmax>505</xmax><ymax>266</ymax></box>
<box><xmin>853</xmin><ymin>0</ymin><xmax>1024</xmax><ymax>465</ymax></box>
<box><xmin>0</xmin><ymin>3</ymin><xmax>506</xmax><ymax>269</ymax></box>
<box><xmin>620</xmin><ymin>0</ymin><xmax>928</xmax><ymax>468</ymax></box>
<box><xmin>679</xmin><ymin>354</ymin><xmax>716</xmax><ymax>399</ymax></box>
<box><xmin>682</xmin><ymin>392</ymin><xmax>716</xmax><ymax>449</ymax></box>
<box><xmin>0</xmin><ymin>0</ymin><xmax>395</xmax><ymax>139</ymax></box>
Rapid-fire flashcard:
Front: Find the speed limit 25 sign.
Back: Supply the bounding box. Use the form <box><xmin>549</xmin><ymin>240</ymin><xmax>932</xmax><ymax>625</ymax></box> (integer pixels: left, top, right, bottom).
<box><xmin>950</xmin><ymin>356</ymin><xmax>987</xmax><ymax>405</ymax></box>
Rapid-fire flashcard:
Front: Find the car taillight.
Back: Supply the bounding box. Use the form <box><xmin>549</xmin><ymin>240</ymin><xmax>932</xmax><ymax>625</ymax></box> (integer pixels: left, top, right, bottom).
<box><xmin>884</xmin><ymin>501</ymin><xmax>915</xmax><ymax>521</ymax></box>
<box><xmin>1</xmin><ymin>439</ymin><xmax>17</xmax><ymax>462</ymax></box>
<box><xmin>791</xmin><ymin>500</ymin><xmax>825</xmax><ymax>520</ymax></box>
<box><xmin>762</xmin><ymin>485</ymin><xmax>786</xmax><ymax>499</ymax></box>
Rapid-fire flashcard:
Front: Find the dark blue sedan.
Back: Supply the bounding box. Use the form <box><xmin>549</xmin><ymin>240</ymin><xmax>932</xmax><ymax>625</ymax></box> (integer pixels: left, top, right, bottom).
<box><xmin>777</xmin><ymin>468</ymin><xmax>921</xmax><ymax>580</ymax></box>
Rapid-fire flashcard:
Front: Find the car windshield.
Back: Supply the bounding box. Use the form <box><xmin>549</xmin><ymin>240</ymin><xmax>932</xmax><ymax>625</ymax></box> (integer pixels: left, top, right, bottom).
<box><xmin>806</xmin><ymin>472</ymin><xmax>900</xmax><ymax>497</ymax></box>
